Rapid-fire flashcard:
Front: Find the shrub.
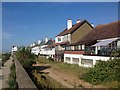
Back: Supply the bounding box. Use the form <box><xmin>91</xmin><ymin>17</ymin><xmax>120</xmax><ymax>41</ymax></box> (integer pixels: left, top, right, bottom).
<box><xmin>21</xmin><ymin>59</ymin><xmax>36</xmax><ymax>70</ymax></box>
<box><xmin>2</xmin><ymin>53</ymin><xmax>11</xmax><ymax>66</ymax></box>
<box><xmin>82</xmin><ymin>58</ymin><xmax>120</xmax><ymax>86</ymax></box>
<box><xmin>15</xmin><ymin>46</ymin><xmax>37</xmax><ymax>70</ymax></box>
<box><xmin>7</xmin><ymin>62</ymin><xmax>18</xmax><ymax>89</ymax></box>
<box><xmin>15</xmin><ymin>46</ymin><xmax>37</xmax><ymax>61</ymax></box>
<box><xmin>48</xmin><ymin>57</ymin><xmax>54</xmax><ymax>61</ymax></box>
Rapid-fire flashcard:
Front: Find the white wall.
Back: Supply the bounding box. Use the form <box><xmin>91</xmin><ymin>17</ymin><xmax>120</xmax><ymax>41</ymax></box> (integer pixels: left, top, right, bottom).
<box><xmin>64</xmin><ymin>54</ymin><xmax>83</xmax><ymax>66</ymax></box>
<box><xmin>55</xmin><ymin>34</ymin><xmax>71</xmax><ymax>44</ymax></box>
<box><xmin>55</xmin><ymin>36</ymin><xmax>64</xmax><ymax>43</ymax></box>
<box><xmin>44</xmin><ymin>48</ymin><xmax>55</xmax><ymax>56</ymax></box>
<box><xmin>31</xmin><ymin>46</ymin><xmax>40</xmax><ymax>55</ymax></box>
<box><xmin>64</xmin><ymin>53</ymin><xmax>110</xmax><ymax>67</ymax></box>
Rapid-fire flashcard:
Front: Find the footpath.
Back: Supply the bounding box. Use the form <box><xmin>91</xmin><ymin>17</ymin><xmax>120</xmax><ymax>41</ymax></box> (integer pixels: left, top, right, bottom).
<box><xmin>1</xmin><ymin>56</ymin><xmax>13</xmax><ymax>89</ymax></box>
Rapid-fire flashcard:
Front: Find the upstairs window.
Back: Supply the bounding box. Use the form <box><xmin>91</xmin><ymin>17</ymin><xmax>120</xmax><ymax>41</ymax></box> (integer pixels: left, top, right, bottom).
<box><xmin>58</xmin><ymin>37</ymin><xmax>61</xmax><ymax>41</ymax></box>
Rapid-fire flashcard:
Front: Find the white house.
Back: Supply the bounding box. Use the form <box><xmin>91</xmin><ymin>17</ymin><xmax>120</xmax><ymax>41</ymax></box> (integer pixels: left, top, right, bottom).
<box><xmin>11</xmin><ymin>46</ymin><xmax>18</xmax><ymax>52</ymax></box>
<box><xmin>31</xmin><ymin>38</ymin><xmax>55</xmax><ymax>58</ymax></box>
<box><xmin>31</xmin><ymin>45</ymin><xmax>40</xmax><ymax>55</ymax></box>
<box><xmin>55</xmin><ymin>19</ymin><xmax>94</xmax><ymax>61</ymax></box>
<box><xmin>11</xmin><ymin>46</ymin><xmax>18</xmax><ymax>55</ymax></box>
<box><xmin>40</xmin><ymin>39</ymin><xmax>55</xmax><ymax>58</ymax></box>
<box><xmin>31</xmin><ymin>41</ymin><xmax>41</xmax><ymax>55</ymax></box>
<box><xmin>42</xmin><ymin>44</ymin><xmax>55</xmax><ymax>58</ymax></box>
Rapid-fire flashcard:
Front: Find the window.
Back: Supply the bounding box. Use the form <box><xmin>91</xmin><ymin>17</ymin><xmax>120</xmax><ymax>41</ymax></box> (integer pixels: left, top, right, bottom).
<box><xmin>65</xmin><ymin>46</ymin><xmax>70</xmax><ymax>50</ymax></box>
<box><xmin>71</xmin><ymin>46</ymin><xmax>75</xmax><ymax>50</ymax></box>
<box><xmin>82</xmin><ymin>45</ymin><xmax>85</xmax><ymax>50</ymax></box>
<box><xmin>81</xmin><ymin>58</ymin><xmax>93</xmax><ymax>65</ymax></box>
<box><xmin>72</xmin><ymin>58</ymin><xmax>79</xmax><ymax>64</ymax></box>
<box><xmin>78</xmin><ymin>45</ymin><xmax>81</xmax><ymax>50</ymax></box>
<box><xmin>58</xmin><ymin>37</ymin><xmax>61</xmax><ymax>41</ymax></box>
<box><xmin>66</xmin><ymin>57</ymin><xmax>71</xmax><ymax>62</ymax></box>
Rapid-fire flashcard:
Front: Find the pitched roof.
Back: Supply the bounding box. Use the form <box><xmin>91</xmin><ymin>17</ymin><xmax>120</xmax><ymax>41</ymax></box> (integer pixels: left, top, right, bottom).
<box><xmin>44</xmin><ymin>39</ymin><xmax>54</xmax><ymax>45</ymax></box>
<box><xmin>77</xmin><ymin>21</ymin><xmax>120</xmax><ymax>44</ymax></box>
<box><xmin>31</xmin><ymin>44</ymin><xmax>40</xmax><ymax>48</ymax></box>
<box><xmin>56</xmin><ymin>20</ymin><xmax>93</xmax><ymax>37</ymax></box>
<box><xmin>40</xmin><ymin>41</ymin><xmax>46</xmax><ymax>46</ymax></box>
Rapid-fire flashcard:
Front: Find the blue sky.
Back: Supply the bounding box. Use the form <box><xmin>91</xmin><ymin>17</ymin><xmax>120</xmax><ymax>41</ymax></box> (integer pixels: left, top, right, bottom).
<box><xmin>2</xmin><ymin>2</ymin><xmax>118</xmax><ymax>52</ymax></box>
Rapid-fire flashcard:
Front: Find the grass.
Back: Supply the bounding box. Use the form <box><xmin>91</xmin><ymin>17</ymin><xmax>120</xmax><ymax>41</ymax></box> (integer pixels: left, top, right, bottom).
<box><xmin>33</xmin><ymin>71</ymin><xmax>64</xmax><ymax>88</ymax></box>
<box><xmin>37</xmin><ymin>56</ymin><xmax>89</xmax><ymax>79</ymax></box>
<box><xmin>101</xmin><ymin>81</ymin><xmax>120</xmax><ymax>88</ymax></box>
<box><xmin>7</xmin><ymin>60</ymin><xmax>18</xmax><ymax>89</ymax></box>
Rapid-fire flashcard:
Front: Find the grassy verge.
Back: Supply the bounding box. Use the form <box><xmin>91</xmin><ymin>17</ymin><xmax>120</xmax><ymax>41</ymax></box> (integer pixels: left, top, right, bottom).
<box><xmin>37</xmin><ymin>56</ymin><xmax>89</xmax><ymax>79</ymax></box>
<box><xmin>7</xmin><ymin>60</ymin><xmax>18</xmax><ymax>89</ymax></box>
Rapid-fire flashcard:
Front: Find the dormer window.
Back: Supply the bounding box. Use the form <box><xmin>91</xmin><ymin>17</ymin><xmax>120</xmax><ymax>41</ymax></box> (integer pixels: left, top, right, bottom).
<box><xmin>58</xmin><ymin>37</ymin><xmax>61</xmax><ymax>41</ymax></box>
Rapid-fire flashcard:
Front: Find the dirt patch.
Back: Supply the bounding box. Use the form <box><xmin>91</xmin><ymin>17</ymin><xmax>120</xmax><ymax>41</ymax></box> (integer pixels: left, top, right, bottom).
<box><xmin>35</xmin><ymin>63</ymin><xmax>105</xmax><ymax>88</ymax></box>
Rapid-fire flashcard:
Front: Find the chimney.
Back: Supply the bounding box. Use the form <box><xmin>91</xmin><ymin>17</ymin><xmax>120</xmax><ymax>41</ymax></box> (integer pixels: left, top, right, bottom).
<box><xmin>76</xmin><ymin>19</ymin><xmax>81</xmax><ymax>23</ymax></box>
<box><xmin>45</xmin><ymin>37</ymin><xmax>48</xmax><ymax>43</ymax></box>
<box><xmin>67</xmin><ymin>19</ymin><xmax>72</xmax><ymax>30</ymax></box>
<box><xmin>32</xmin><ymin>43</ymin><xmax>35</xmax><ymax>46</ymax></box>
<box><xmin>38</xmin><ymin>40</ymin><xmax>41</xmax><ymax>44</ymax></box>
<box><xmin>91</xmin><ymin>23</ymin><xmax>94</xmax><ymax>27</ymax></box>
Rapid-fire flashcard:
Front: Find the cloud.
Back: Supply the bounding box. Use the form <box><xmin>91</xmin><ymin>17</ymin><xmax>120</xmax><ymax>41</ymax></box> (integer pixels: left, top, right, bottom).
<box><xmin>2</xmin><ymin>32</ymin><xmax>11</xmax><ymax>39</ymax></box>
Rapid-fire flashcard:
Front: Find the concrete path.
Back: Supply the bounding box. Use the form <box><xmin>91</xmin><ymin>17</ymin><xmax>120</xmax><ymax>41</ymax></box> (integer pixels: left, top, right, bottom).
<box><xmin>1</xmin><ymin>56</ymin><xmax>13</xmax><ymax>89</ymax></box>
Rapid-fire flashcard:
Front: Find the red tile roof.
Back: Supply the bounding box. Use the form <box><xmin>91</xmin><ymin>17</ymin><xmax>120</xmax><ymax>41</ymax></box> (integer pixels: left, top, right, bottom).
<box><xmin>56</xmin><ymin>20</ymin><xmax>93</xmax><ymax>37</ymax></box>
<box><xmin>77</xmin><ymin>21</ymin><xmax>120</xmax><ymax>44</ymax></box>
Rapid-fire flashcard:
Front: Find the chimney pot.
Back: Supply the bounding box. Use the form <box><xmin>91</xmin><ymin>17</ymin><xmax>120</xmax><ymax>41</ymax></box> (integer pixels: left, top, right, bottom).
<box><xmin>76</xmin><ymin>19</ymin><xmax>81</xmax><ymax>23</ymax></box>
<box><xmin>38</xmin><ymin>40</ymin><xmax>41</xmax><ymax>44</ymax></box>
<box><xmin>45</xmin><ymin>37</ymin><xmax>48</xmax><ymax>43</ymax></box>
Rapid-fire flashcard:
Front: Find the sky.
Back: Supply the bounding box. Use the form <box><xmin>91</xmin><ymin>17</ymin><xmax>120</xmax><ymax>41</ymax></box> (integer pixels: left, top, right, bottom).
<box><xmin>2</xmin><ymin>2</ymin><xmax>118</xmax><ymax>53</ymax></box>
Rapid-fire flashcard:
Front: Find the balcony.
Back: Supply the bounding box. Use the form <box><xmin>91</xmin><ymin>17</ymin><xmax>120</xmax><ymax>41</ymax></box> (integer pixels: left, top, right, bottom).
<box><xmin>64</xmin><ymin>50</ymin><xmax>84</xmax><ymax>54</ymax></box>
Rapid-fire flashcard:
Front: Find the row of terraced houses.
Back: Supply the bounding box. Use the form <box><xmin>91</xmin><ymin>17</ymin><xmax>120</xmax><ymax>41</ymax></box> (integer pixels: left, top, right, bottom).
<box><xmin>30</xmin><ymin>19</ymin><xmax>120</xmax><ymax>67</ymax></box>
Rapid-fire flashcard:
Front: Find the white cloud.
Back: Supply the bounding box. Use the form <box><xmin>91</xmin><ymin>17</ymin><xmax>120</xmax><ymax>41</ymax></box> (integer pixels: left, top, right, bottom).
<box><xmin>2</xmin><ymin>32</ymin><xmax>11</xmax><ymax>39</ymax></box>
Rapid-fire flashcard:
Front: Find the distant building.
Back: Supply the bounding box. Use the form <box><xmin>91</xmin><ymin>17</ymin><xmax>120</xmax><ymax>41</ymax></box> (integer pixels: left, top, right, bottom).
<box><xmin>11</xmin><ymin>46</ymin><xmax>18</xmax><ymax>55</ymax></box>
<box><xmin>31</xmin><ymin>38</ymin><xmax>55</xmax><ymax>58</ymax></box>
<box><xmin>31</xmin><ymin>44</ymin><xmax>40</xmax><ymax>55</ymax></box>
<box><xmin>41</xmin><ymin>40</ymin><xmax>55</xmax><ymax>58</ymax></box>
<box><xmin>11</xmin><ymin>46</ymin><xmax>18</xmax><ymax>52</ymax></box>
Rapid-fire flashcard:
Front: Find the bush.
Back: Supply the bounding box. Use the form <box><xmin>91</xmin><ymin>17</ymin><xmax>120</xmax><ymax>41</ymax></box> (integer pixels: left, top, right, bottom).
<box><xmin>2</xmin><ymin>53</ymin><xmax>11</xmax><ymax>66</ymax></box>
<box><xmin>15</xmin><ymin>46</ymin><xmax>37</xmax><ymax>61</ymax></box>
<box><xmin>7</xmin><ymin>62</ymin><xmax>18</xmax><ymax>89</ymax></box>
<box><xmin>82</xmin><ymin>58</ymin><xmax>120</xmax><ymax>87</ymax></box>
<box><xmin>21</xmin><ymin>59</ymin><xmax>36</xmax><ymax>70</ymax></box>
<box><xmin>15</xmin><ymin>46</ymin><xmax>37</xmax><ymax>70</ymax></box>
<box><xmin>48</xmin><ymin>57</ymin><xmax>54</xmax><ymax>61</ymax></box>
